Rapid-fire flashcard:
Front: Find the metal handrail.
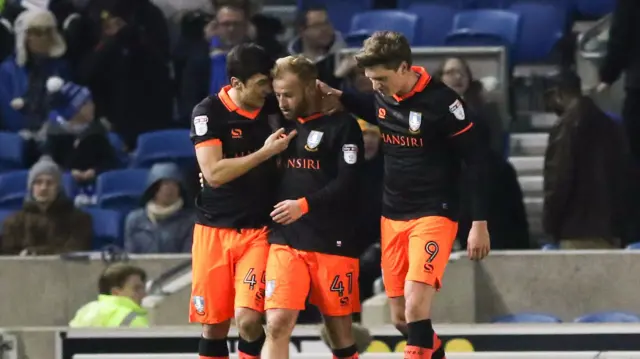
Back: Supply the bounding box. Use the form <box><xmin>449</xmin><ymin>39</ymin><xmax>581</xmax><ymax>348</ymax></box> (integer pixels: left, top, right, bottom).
<box><xmin>577</xmin><ymin>14</ymin><xmax>613</xmax><ymax>60</ymax></box>
<box><xmin>146</xmin><ymin>258</ymin><xmax>192</xmax><ymax>295</ymax></box>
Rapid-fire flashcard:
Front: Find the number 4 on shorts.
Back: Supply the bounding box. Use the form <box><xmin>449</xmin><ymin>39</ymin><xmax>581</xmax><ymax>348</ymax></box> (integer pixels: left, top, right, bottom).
<box><xmin>243</xmin><ymin>268</ymin><xmax>264</xmax><ymax>290</ymax></box>
<box><xmin>330</xmin><ymin>272</ymin><xmax>353</xmax><ymax>297</ymax></box>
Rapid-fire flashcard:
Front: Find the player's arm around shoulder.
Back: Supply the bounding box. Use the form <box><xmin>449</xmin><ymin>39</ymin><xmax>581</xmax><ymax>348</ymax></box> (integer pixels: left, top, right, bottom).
<box><xmin>190</xmin><ymin>98</ymin><xmax>296</xmax><ymax>187</ymax></box>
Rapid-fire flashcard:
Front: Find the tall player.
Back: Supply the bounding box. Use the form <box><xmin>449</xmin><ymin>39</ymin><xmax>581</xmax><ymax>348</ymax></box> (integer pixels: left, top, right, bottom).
<box><xmin>318</xmin><ymin>31</ymin><xmax>491</xmax><ymax>359</ymax></box>
<box><xmin>261</xmin><ymin>55</ymin><xmax>364</xmax><ymax>359</ymax></box>
<box><xmin>190</xmin><ymin>44</ymin><xmax>297</xmax><ymax>359</ymax></box>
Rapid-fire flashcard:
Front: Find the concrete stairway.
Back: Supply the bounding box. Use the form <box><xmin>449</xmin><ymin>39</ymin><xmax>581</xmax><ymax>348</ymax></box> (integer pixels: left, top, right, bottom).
<box><xmin>508</xmin><ymin>112</ymin><xmax>555</xmax><ymax>242</ymax></box>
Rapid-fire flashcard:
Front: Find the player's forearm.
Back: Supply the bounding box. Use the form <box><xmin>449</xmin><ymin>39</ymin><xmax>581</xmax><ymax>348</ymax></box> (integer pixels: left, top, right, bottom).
<box><xmin>453</xmin><ymin>133</ymin><xmax>490</xmax><ymax>220</ymax></box>
<box><xmin>204</xmin><ymin>148</ymin><xmax>272</xmax><ymax>187</ymax></box>
<box><xmin>339</xmin><ymin>91</ymin><xmax>378</xmax><ymax>124</ymax></box>
<box><xmin>301</xmin><ymin>172</ymin><xmax>358</xmax><ymax>212</ymax></box>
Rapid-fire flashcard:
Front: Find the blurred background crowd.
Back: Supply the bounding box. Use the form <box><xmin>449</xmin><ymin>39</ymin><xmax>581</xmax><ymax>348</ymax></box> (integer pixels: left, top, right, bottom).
<box><xmin>0</xmin><ymin>0</ymin><xmax>638</xmax><ymax>327</ymax></box>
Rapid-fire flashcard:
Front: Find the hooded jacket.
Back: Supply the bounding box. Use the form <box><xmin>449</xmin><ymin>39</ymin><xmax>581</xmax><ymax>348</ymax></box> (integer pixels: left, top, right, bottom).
<box><xmin>124</xmin><ymin>163</ymin><xmax>194</xmax><ymax>254</ymax></box>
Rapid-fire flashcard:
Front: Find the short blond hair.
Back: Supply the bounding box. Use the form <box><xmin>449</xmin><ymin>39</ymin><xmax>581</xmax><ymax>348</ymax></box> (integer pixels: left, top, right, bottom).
<box><xmin>354</xmin><ymin>31</ymin><xmax>412</xmax><ymax>70</ymax></box>
<box><xmin>271</xmin><ymin>55</ymin><xmax>318</xmax><ymax>85</ymax></box>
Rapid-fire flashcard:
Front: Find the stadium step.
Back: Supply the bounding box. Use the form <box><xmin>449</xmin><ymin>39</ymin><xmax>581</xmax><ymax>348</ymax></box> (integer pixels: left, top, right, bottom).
<box><xmin>518</xmin><ymin>175</ymin><xmax>543</xmax><ymax>197</ymax></box>
<box><xmin>509</xmin><ymin>156</ymin><xmax>544</xmax><ymax>176</ymax></box>
<box><xmin>524</xmin><ymin>196</ymin><xmax>543</xmax><ymax>215</ymax></box>
<box><xmin>509</xmin><ymin>133</ymin><xmax>549</xmax><ymax>156</ymax></box>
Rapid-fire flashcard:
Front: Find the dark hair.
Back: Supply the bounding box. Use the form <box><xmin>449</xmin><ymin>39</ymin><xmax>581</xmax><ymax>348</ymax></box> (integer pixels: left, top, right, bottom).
<box><xmin>294</xmin><ymin>3</ymin><xmax>327</xmax><ymax>29</ymax></box>
<box><xmin>355</xmin><ymin>31</ymin><xmax>412</xmax><ymax>69</ymax></box>
<box><xmin>549</xmin><ymin>70</ymin><xmax>582</xmax><ymax>96</ymax></box>
<box><xmin>98</xmin><ymin>263</ymin><xmax>147</xmax><ymax>295</ymax></box>
<box><xmin>214</xmin><ymin>0</ymin><xmax>249</xmax><ymax>16</ymax></box>
<box><xmin>432</xmin><ymin>57</ymin><xmax>484</xmax><ymax>105</ymax></box>
<box><xmin>226</xmin><ymin>43</ymin><xmax>275</xmax><ymax>83</ymax></box>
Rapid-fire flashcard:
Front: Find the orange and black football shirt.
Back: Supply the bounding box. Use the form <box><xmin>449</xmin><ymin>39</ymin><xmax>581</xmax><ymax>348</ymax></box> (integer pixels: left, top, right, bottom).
<box><xmin>269</xmin><ymin>112</ymin><xmax>364</xmax><ymax>257</ymax></box>
<box><xmin>190</xmin><ymin>85</ymin><xmax>281</xmax><ymax>229</ymax></box>
<box><xmin>340</xmin><ymin>66</ymin><xmax>489</xmax><ymax>221</ymax></box>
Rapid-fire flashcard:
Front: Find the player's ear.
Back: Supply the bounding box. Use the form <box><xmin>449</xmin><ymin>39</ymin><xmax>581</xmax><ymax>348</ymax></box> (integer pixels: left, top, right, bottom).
<box><xmin>230</xmin><ymin>77</ymin><xmax>243</xmax><ymax>90</ymax></box>
<box><xmin>398</xmin><ymin>62</ymin><xmax>409</xmax><ymax>74</ymax></box>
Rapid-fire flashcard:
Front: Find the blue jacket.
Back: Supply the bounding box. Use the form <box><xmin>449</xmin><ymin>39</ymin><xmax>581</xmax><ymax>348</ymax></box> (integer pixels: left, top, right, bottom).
<box><xmin>0</xmin><ymin>55</ymin><xmax>69</xmax><ymax>131</ymax></box>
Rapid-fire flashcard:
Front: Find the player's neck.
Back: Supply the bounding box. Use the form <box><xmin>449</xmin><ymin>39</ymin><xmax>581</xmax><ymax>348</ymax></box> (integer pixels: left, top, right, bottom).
<box><xmin>396</xmin><ymin>70</ymin><xmax>421</xmax><ymax>97</ymax></box>
<box><xmin>227</xmin><ymin>87</ymin><xmax>260</xmax><ymax>112</ymax></box>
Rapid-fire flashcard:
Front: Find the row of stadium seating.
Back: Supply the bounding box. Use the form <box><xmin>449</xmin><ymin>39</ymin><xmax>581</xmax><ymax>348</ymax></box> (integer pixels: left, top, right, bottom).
<box><xmin>340</xmin><ymin>3</ymin><xmax>569</xmax><ymax>64</ymax></box>
<box><xmin>542</xmin><ymin>242</ymin><xmax>640</xmax><ymax>250</ymax></box>
<box><xmin>0</xmin><ymin>129</ymin><xmax>195</xmax><ymax>172</ymax></box>
<box><xmin>493</xmin><ymin>311</ymin><xmax>640</xmax><ymax>323</ymax></box>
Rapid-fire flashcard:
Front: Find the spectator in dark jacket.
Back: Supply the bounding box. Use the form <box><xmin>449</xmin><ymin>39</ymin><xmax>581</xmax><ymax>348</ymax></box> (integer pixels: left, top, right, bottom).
<box><xmin>545</xmin><ymin>71</ymin><xmax>630</xmax><ymax>249</ymax></box>
<box><xmin>74</xmin><ymin>0</ymin><xmax>172</xmax><ymax>149</ymax></box>
<box><xmin>1</xmin><ymin>158</ymin><xmax>92</xmax><ymax>255</ymax></box>
<box><xmin>43</xmin><ymin>77</ymin><xmax>116</xmax><ymax>186</ymax></box>
<box><xmin>287</xmin><ymin>4</ymin><xmax>346</xmax><ymax>89</ymax></box>
<box><xmin>124</xmin><ymin>162</ymin><xmax>194</xmax><ymax>254</ymax></box>
<box><xmin>597</xmin><ymin>0</ymin><xmax>640</xmax><ymax>165</ymax></box>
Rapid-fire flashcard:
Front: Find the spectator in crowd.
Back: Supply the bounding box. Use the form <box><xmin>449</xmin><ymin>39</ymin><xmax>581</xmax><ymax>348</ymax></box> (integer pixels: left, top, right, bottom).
<box><xmin>178</xmin><ymin>2</ymin><xmax>249</xmax><ymax>121</ymax></box>
<box><xmin>432</xmin><ymin>58</ymin><xmax>530</xmax><ymax>249</ymax></box>
<box><xmin>75</xmin><ymin>0</ymin><xmax>172</xmax><ymax>149</ymax></box>
<box><xmin>70</xmin><ymin>263</ymin><xmax>149</xmax><ymax>327</ymax></box>
<box><xmin>0</xmin><ymin>13</ymin><xmax>13</xmax><ymax>62</ymax></box>
<box><xmin>0</xmin><ymin>8</ymin><xmax>69</xmax><ymax>162</ymax></box>
<box><xmin>434</xmin><ymin>57</ymin><xmax>505</xmax><ymax>155</ymax></box>
<box><xmin>248</xmin><ymin>13</ymin><xmax>285</xmax><ymax>59</ymax></box>
<box><xmin>124</xmin><ymin>162</ymin><xmax>194</xmax><ymax>254</ymax></box>
<box><xmin>43</xmin><ymin>77</ymin><xmax>116</xmax><ymax>193</ymax></box>
<box><xmin>544</xmin><ymin>71</ymin><xmax>630</xmax><ymax>249</ymax></box>
<box><xmin>597</xmin><ymin>0</ymin><xmax>640</xmax><ymax>165</ymax></box>
<box><xmin>288</xmin><ymin>4</ymin><xmax>346</xmax><ymax>88</ymax></box>
<box><xmin>0</xmin><ymin>158</ymin><xmax>92</xmax><ymax>255</ymax></box>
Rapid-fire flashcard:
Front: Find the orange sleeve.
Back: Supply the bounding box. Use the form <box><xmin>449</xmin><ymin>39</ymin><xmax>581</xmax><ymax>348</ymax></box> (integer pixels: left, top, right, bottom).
<box><xmin>297</xmin><ymin>197</ymin><xmax>309</xmax><ymax>215</ymax></box>
<box><xmin>450</xmin><ymin>122</ymin><xmax>473</xmax><ymax>137</ymax></box>
<box><xmin>195</xmin><ymin>138</ymin><xmax>222</xmax><ymax>149</ymax></box>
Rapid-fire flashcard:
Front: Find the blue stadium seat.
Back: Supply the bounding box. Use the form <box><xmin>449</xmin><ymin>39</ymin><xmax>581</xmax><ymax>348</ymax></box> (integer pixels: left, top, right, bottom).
<box><xmin>131</xmin><ymin>129</ymin><xmax>195</xmax><ymax>169</ymax></box>
<box><xmin>347</xmin><ymin>10</ymin><xmax>420</xmax><ymax>45</ymax></box>
<box><xmin>0</xmin><ymin>132</ymin><xmax>25</xmax><ymax>172</ymax></box>
<box><xmin>319</xmin><ymin>0</ymin><xmax>374</xmax><ymax>35</ymax></box>
<box><xmin>398</xmin><ymin>0</ymin><xmax>470</xmax><ymax>9</ymax></box>
<box><xmin>574</xmin><ymin>311</ymin><xmax>640</xmax><ymax>323</ymax></box>
<box><xmin>408</xmin><ymin>4</ymin><xmax>457</xmax><ymax>46</ymax></box>
<box><xmin>95</xmin><ymin>169</ymin><xmax>148</xmax><ymax>211</ymax></box>
<box><xmin>0</xmin><ymin>170</ymin><xmax>28</xmax><ymax>210</ymax></box>
<box><xmin>541</xmin><ymin>243</ymin><xmax>559</xmax><ymax>250</ymax></box>
<box><xmin>0</xmin><ymin>209</ymin><xmax>15</xmax><ymax>232</ymax></box>
<box><xmin>509</xmin><ymin>2</ymin><xmax>566</xmax><ymax>64</ymax></box>
<box><xmin>605</xmin><ymin>111</ymin><xmax>623</xmax><ymax>123</ymax></box>
<box><xmin>626</xmin><ymin>242</ymin><xmax>640</xmax><ymax>250</ymax></box>
<box><xmin>474</xmin><ymin>0</ymin><xmax>508</xmax><ymax>8</ymax></box>
<box><xmin>84</xmin><ymin>208</ymin><xmax>124</xmax><ymax>249</ymax></box>
<box><xmin>574</xmin><ymin>0</ymin><xmax>615</xmax><ymax>18</ymax></box>
<box><xmin>446</xmin><ymin>10</ymin><xmax>520</xmax><ymax>58</ymax></box>
<box><xmin>492</xmin><ymin>313</ymin><xmax>562</xmax><ymax>323</ymax></box>
<box><xmin>107</xmin><ymin>132</ymin><xmax>129</xmax><ymax>167</ymax></box>
<box><xmin>61</xmin><ymin>172</ymin><xmax>78</xmax><ymax>198</ymax></box>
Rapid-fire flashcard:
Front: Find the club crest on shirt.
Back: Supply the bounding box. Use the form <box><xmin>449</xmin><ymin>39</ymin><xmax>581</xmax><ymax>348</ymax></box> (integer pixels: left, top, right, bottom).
<box><xmin>449</xmin><ymin>99</ymin><xmax>466</xmax><ymax>120</ymax></box>
<box><xmin>193</xmin><ymin>115</ymin><xmax>208</xmax><ymax>136</ymax></box>
<box><xmin>408</xmin><ymin>111</ymin><xmax>422</xmax><ymax>134</ymax></box>
<box><xmin>342</xmin><ymin>144</ymin><xmax>358</xmax><ymax>164</ymax></box>
<box><xmin>305</xmin><ymin>130</ymin><xmax>324</xmax><ymax>151</ymax></box>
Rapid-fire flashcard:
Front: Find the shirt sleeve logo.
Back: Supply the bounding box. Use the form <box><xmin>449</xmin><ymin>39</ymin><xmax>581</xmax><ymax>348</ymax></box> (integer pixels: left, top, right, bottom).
<box><xmin>193</xmin><ymin>115</ymin><xmax>209</xmax><ymax>136</ymax></box>
<box><xmin>449</xmin><ymin>99</ymin><xmax>466</xmax><ymax>120</ymax></box>
<box><xmin>342</xmin><ymin>144</ymin><xmax>358</xmax><ymax>164</ymax></box>
<box><xmin>409</xmin><ymin>111</ymin><xmax>422</xmax><ymax>134</ymax></box>
<box><xmin>305</xmin><ymin>130</ymin><xmax>324</xmax><ymax>152</ymax></box>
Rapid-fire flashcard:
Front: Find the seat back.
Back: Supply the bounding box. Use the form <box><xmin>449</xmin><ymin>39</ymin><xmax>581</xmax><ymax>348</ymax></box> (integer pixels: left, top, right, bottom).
<box><xmin>493</xmin><ymin>312</ymin><xmax>562</xmax><ymax>323</ymax></box>
<box><xmin>0</xmin><ymin>132</ymin><xmax>24</xmax><ymax>172</ymax></box>
<box><xmin>84</xmin><ymin>208</ymin><xmax>124</xmax><ymax>249</ymax></box>
<box><xmin>132</xmin><ymin>129</ymin><xmax>194</xmax><ymax>168</ymax></box>
<box><xmin>574</xmin><ymin>311</ymin><xmax>640</xmax><ymax>323</ymax></box>
<box><xmin>452</xmin><ymin>9</ymin><xmax>521</xmax><ymax>45</ymax></box>
<box><xmin>0</xmin><ymin>170</ymin><xmax>28</xmax><ymax>209</ymax></box>
<box><xmin>509</xmin><ymin>2</ymin><xmax>566</xmax><ymax>63</ymax></box>
<box><xmin>349</xmin><ymin>10</ymin><xmax>420</xmax><ymax>44</ymax></box>
<box><xmin>321</xmin><ymin>0</ymin><xmax>374</xmax><ymax>34</ymax></box>
<box><xmin>408</xmin><ymin>3</ymin><xmax>457</xmax><ymax>46</ymax></box>
<box><xmin>95</xmin><ymin>169</ymin><xmax>148</xmax><ymax>211</ymax></box>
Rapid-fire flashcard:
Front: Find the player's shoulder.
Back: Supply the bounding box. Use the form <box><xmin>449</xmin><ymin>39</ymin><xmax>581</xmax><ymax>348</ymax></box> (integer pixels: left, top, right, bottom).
<box><xmin>191</xmin><ymin>95</ymin><xmax>230</xmax><ymax>123</ymax></box>
<box><xmin>422</xmin><ymin>79</ymin><xmax>460</xmax><ymax>103</ymax></box>
<box><xmin>325</xmin><ymin>111</ymin><xmax>360</xmax><ymax>130</ymax></box>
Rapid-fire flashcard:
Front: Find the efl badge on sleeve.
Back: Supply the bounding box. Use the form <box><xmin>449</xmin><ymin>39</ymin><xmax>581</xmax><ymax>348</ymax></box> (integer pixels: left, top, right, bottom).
<box><xmin>193</xmin><ymin>115</ymin><xmax>209</xmax><ymax>136</ymax></box>
<box><xmin>305</xmin><ymin>130</ymin><xmax>324</xmax><ymax>151</ymax></box>
<box><xmin>408</xmin><ymin>111</ymin><xmax>422</xmax><ymax>134</ymax></box>
<box><xmin>266</xmin><ymin>280</ymin><xmax>276</xmax><ymax>298</ymax></box>
<box><xmin>449</xmin><ymin>99</ymin><xmax>466</xmax><ymax>120</ymax></box>
<box><xmin>342</xmin><ymin>144</ymin><xmax>358</xmax><ymax>164</ymax></box>
<box><xmin>192</xmin><ymin>296</ymin><xmax>205</xmax><ymax>315</ymax></box>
